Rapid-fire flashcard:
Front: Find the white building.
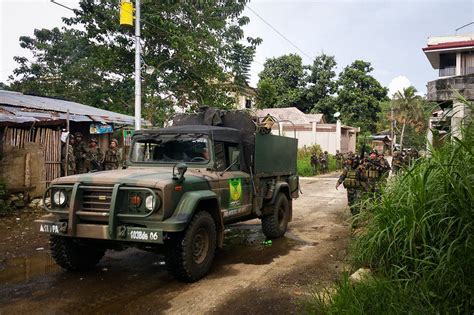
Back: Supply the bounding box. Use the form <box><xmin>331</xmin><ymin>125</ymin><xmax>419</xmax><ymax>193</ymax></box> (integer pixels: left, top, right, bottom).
<box><xmin>256</xmin><ymin>107</ymin><xmax>358</xmax><ymax>154</ymax></box>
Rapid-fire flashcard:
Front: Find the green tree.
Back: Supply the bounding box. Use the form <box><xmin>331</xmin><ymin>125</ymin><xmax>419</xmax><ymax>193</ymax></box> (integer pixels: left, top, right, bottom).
<box><xmin>392</xmin><ymin>86</ymin><xmax>426</xmax><ymax>150</ymax></box>
<box><xmin>336</xmin><ymin>60</ymin><xmax>388</xmax><ymax>132</ymax></box>
<box><xmin>9</xmin><ymin>0</ymin><xmax>260</xmax><ymax>125</ymax></box>
<box><xmin>306</xmin><ymin>54</ymin><xmax>338</xmax><ymax>116</ymax></box>
<box><xmin>256</xmin><ymin>54</ymin><xmax>306</xmax><ymax>110</ymax></box>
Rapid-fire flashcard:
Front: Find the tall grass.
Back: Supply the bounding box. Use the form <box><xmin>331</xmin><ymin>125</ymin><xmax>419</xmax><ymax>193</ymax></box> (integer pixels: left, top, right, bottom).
<box><xmin>306</xmin><ymin>99</ymin><xmax>473</xmax><ymax>313</ymax></box>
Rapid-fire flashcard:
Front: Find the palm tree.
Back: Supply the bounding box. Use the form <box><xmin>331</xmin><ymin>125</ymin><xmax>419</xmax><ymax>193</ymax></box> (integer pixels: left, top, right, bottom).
<box><xmin>392</xmin><ymin>86</ymin><xmax>424</xmax><ymax>150</ymax></box>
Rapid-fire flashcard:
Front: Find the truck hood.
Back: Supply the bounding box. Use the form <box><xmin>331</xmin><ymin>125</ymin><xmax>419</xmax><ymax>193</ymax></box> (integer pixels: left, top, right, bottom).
<box><xmin>52</xmin><ymin>167</ymin><xmax>177</xmax><ymax>188</ymax></box>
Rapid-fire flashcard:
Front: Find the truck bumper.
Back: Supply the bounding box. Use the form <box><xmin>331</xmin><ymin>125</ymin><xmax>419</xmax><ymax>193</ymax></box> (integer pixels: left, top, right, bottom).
<box><xmin>35</xmin><ymin>216</ymin><xmax>165</xmax><ymax>244</ymax></box>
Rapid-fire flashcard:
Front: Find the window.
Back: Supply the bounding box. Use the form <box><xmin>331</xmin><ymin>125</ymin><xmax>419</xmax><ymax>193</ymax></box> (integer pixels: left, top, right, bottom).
<box><xmin>245</xmin><ymin>99</ymin><xmax>252</xmax><ymax>109</ymax></box>
<box><xmin>214</xmin><ymin>141</ymin><xmax>241</xmax><ymax>171</ymax></box>
<box><xmin>131</xmin><ymin>135</ymin><xmax>210</xmax><ymax>164</ymax></box>
<box><xmin>439</xmin><ymin>53</ymin><xmax>456</xmax><ymax>77</ymax></box>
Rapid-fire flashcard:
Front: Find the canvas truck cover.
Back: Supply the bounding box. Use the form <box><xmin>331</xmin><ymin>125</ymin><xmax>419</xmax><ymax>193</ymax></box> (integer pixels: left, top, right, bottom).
<box><xmin>254</xmin><ymin>133</ymin><xmax>297</xmax><ymax>175</ymax></box>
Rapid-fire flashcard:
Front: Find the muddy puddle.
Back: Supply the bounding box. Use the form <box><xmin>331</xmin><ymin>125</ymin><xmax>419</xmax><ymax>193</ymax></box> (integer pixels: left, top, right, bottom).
<box><xmin>0</xmin><ymin>251</ymin><xmax>60</xmax><ymax>285</ymax></box>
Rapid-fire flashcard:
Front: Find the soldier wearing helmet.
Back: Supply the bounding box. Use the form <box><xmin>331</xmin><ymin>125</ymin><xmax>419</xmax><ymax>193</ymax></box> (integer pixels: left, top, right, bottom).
<box><xmin>104</xmin><ymin>138</ymin><xmax>122</xmax><ymax>170</ymax></box>
<box><xmin>336</xmin><ymin>155</ymin><xmax>367</xmax><ymax>215</ymax></box>
<box><xmin>85</xmin><ymin>138</ymin><xmax>104</xmax><ymax>172</ymax></box>
<box><xmin>73</xmin><ymin>132</ymin><xmax>88</xmax><ymax>174</ymax></box>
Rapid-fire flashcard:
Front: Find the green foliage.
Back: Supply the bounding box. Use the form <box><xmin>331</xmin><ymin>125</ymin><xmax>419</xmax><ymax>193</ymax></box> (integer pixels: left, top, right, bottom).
<box><xmin>337</xmin><ymin>60</ymin><xmax>388</xmax><ymax>132</ymax></box>
<box><xmin>305</xmin><ymin>54</ymin><xmax>338</xmax><ymax>118</ymax></box>
<box><xmin>9</xmin><ymin>0</ymin><xmax>260</xmax><ymax>122</ymax></box>
<box><xmin>256</xmin><ymin>54</ymin><xmax>306</xmax><ymax>111</ymax></box>
<box><xmin>0</xmin><ymin>178</ymin><xmax>11</xmax><ymax>215</ymax></box>
<box><xmin>303</xmin><ymin>274</ymin><xmax>429</xmax><ymax>315</ymax></box>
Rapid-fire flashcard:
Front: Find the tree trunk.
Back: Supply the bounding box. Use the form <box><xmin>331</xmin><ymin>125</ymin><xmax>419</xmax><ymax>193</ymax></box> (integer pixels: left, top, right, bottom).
<box><xmin>400</xmin><ymin>120</ymin><xmax>406</xmax><ymax>151</ymax></box>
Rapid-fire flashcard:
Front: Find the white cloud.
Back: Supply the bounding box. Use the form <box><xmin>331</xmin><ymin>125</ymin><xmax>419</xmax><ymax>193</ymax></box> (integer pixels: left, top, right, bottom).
<box><xmin>388</xmin><ymin>75</ymin><xmax>411</xmax><ymax>98</ymax></box>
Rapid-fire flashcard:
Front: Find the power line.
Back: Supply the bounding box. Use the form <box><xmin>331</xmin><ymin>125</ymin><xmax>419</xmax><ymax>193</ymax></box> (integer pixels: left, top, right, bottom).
<box><xmin>50</xmin><ymin>0</ymin><xmax>74</xmax><ymax>11</ymax></box>
<box><xmin>247</xmin><ymin>5</ymin><xmax>313</xmax><ymax>60</ymax></box>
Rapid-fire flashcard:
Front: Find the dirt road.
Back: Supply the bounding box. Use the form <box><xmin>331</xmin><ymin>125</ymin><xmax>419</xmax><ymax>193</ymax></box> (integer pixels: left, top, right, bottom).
<box><xmin>0</xmin><ymin>174</ymin><xmax>350</xmax><ymax>314</ymax></box>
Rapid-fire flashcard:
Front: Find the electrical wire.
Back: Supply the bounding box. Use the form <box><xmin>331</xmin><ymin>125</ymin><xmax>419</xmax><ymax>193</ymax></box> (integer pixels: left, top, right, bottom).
<box><xmin>247</xmin><ymin>5</ymin><xmax>313</xmax><ymax>61</ymax></box>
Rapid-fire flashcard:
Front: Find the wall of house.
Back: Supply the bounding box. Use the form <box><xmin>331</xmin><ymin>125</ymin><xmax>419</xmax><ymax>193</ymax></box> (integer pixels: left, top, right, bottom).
<box><xmin>269</xmin><ymin>124</ymin><xmax>356</xmax><ymax>154</ymax></box>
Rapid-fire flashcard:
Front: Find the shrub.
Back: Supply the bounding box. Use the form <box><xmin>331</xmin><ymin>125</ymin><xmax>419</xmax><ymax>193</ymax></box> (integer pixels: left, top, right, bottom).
<box><xmin>297</xmin><ymin>144</ymin><xmax>337</xmax><ymax>176</ymax></box>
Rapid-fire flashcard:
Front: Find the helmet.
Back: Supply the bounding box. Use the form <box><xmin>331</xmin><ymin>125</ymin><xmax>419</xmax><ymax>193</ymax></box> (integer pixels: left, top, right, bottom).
<box><xmin>110</xmin><ymin>139</ymin><xmax>119</xmax><ymax>145</ymax></box>
<box><xmin>89</xmin><ymin>138</ymin><xmax>98</xmax><ymax>144</ymax></box>
<box><xmin>74</xmin><ymin>132</ymin><xmax>83</xmax><ymax>138</ymax></box>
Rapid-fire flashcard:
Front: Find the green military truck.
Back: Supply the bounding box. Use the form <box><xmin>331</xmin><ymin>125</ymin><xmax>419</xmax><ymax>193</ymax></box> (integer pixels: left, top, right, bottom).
<box><xmin>35</xmin><ymin>109</ymin><xmax>299</xmax><ymax>282</ymax></box>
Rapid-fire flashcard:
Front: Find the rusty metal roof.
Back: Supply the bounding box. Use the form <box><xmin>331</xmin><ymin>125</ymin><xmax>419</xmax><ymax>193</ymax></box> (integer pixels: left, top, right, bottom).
<box><xmin>0</xmin><ymin>90</ymin><xmax>142</xmax><ymax>125</ymax></box>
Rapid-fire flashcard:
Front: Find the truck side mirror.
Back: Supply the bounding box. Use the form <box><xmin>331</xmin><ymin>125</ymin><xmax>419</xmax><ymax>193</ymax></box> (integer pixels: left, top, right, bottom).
<box><xmin>173</xmin><ymin>163</ymin><xmax>188</xmax><ymax>182</ymax></box>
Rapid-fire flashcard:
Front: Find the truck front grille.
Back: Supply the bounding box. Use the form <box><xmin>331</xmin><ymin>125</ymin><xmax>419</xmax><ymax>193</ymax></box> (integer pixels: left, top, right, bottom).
<box><xmin>81</xmin><ymin>186</ymin><xmax>113</xmax><ymax>213</ymax></box>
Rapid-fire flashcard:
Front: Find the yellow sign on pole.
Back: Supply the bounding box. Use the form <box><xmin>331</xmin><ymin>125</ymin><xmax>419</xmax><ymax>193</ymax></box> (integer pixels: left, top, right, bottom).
<box><xmin>120</xmin><ymin>0</ymin><xmax>134</xmax><ymax>27</ymax></box>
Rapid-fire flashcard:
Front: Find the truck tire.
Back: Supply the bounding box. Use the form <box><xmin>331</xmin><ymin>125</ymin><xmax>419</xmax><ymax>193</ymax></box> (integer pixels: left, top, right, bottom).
<box><xmin>262</xmin><ymin>192</ymin><xmax>290</xmax><ymax>239</ymax></box>
<box><xmin>165</xmin><ymin>211</ymin><xmax>217</xmax><ymax>282</ymax></box>
<box><xmin>50</xmin><ymin>235</ymin><xmax>105</xmax><ymax>271</ymax></box>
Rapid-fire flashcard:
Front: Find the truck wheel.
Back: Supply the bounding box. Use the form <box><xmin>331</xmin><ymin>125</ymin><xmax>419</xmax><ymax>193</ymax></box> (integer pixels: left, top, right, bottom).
<box><xmin>165</xmin><ymin>211</ymin><xmax>217</xmax><ymax>282</ymax></box>
<box><xmin>50</xmin><ymin>235</ymin><xmax>105</xmax><ymax>271</ymax></box>
<box><xmin>262</xmin><ymin>193</ymin><xmax>290</xmax><ymax>239</ymax></box>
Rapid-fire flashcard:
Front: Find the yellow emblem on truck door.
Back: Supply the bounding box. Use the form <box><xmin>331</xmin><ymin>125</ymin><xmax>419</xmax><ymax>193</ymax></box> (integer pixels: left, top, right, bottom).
<box><xmin>229</xmin><ymin>178</ymin><xmax>242</xmax><ymax>208</ymax></box>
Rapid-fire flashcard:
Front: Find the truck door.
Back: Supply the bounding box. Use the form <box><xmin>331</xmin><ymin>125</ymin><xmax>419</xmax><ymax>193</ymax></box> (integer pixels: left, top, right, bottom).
<box><xmin>214</xmin><ymin>142</ymin><xmax>252</xmax><ymax>222</ymax></box>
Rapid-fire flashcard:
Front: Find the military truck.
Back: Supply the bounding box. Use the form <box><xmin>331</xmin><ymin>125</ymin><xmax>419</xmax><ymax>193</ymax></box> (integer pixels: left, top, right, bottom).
<box><xmin>35</xmin><ymin>109</ymin><xmax>299</xmax><ymax>282</ymax></box>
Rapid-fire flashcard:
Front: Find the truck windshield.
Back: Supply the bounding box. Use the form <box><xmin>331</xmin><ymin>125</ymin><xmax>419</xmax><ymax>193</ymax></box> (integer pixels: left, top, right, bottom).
<box><xmin>131</xmin><ymin>135</ymin><xmax>210</xmax><ymax>164</ymax></box>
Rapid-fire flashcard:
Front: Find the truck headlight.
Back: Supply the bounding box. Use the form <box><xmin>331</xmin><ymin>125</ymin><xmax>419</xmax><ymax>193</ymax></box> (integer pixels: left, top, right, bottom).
<box><xmin>145</xmin><ymin>195</ymin><xmax>155</xmax><ymax>211</ymax></box>
<box><xmin>53</xmin><ymin>190</ymin><xmax>67</xmax><ymax>207</ymax></box>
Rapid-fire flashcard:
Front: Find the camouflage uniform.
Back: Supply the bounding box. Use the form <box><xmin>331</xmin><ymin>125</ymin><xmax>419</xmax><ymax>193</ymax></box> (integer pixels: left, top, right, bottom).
<box><xmin>85</xmin><ymin>139</ymin><xmax>104</xmax><ymax>172</ymax></box>
<box><xmin>310</xmin><ymin>153</ymin><xmax>319</xmax><ymax>175</ymax></box>
<box><xmin>364</xmin><ymin>155</ymin><xmax>382</xmax><ymax>193</ymax></box>
<box><xmin>104</xmin><ymin>139</ymin><xmax>122</xmax><ymax>170</ymax></box>
<box><xmin>62</xmin><ymin>142</ymin><xmax>76</xmax><ymax>175</ymax></box>
<box><xmin>392</xmin><ymin>151</ymin><xmax>404</xmax><ymax>174</ymax></box>
<box><xmin>335</xmin><ymin>150</ymin><xmax>344</xmax><ymax>170</ymax></box>
<box><xmin>73</xmin><ymin>132</ymin><xmax>88</xmax><ymax>174</ymax></box>
<box><xmin>378</xmin><ymin>155</ymin><xmax>391</xmax><ymax>184</ymax></box>
<box><xmin>337</xmin><ymin>162</ymin><xmax>367</xmax><ymax>215</ymax></box>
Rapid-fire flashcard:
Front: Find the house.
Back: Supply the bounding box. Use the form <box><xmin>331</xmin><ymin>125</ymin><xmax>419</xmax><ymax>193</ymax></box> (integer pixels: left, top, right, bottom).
<box><xmin>255</xmin><ymin>107</ymin><xmax>358</xmax><ymax>154</ymax></box>
<box><xmin>423</xmin><ymin>33</ymin><xmax>473</xmax><ymax>145</ymax></box>
<box><xmin>0</xmin><ymin>90</ymin><xmax>145</xmax><ymax>198</ymax></box>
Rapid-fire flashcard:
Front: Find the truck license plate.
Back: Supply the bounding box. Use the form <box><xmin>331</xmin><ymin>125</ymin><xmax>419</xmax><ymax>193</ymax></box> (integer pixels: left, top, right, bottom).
<box><xmin>39</xmin><ymin>223</ymin><xmax>61</xmax><ymax>234</ymax></box>
<box><xmin>127</xmin><ymin>229</ymin><xmax>162</xmax><ymax>243</ymax></box>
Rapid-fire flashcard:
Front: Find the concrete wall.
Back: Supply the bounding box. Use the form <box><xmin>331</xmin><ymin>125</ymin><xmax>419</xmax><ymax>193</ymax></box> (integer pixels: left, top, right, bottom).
<box><xmin>270</xmin><ymin>122</ymin><xmax>356</xmax><ymax>154</ymax></box>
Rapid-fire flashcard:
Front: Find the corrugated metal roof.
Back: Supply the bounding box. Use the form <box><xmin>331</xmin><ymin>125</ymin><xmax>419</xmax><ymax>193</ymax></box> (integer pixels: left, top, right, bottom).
<box><xmin>0</xmin><ymin>90</ymin><xmax>141</xmax><ymax>125</ymax></box>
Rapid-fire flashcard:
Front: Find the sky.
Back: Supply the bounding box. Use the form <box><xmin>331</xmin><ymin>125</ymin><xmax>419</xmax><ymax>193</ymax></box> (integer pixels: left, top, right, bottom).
<box><xmin>1</xmin><ymin>0</ymin><xmax>474</xmax><ymax>97</ymax></box>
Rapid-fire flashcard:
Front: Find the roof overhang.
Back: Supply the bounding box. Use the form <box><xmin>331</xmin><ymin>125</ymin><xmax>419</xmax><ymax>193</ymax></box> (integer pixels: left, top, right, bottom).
<box><xmin>423</xmin><ymin>39</ymin><xmax>474</xmax><ymax>69</ymax></box>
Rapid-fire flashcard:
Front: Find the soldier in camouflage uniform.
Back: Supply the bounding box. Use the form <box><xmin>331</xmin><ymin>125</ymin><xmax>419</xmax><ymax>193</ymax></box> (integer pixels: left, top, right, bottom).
<box><xmin>73</xmin><ymin>132</ymin><xmax>88</xmax><ymax>174</ymax></box>
<box><xmin>336</xmin><ymin>156</ymin><xmax>367</xmax><ymax>214</ymax></box>
<box><xmin>310</xmin><ymin>153</ymin><xmax>319</xmax><ymax>175</ymax></box>
<box><xmin>392</xmin><ymin>151</ymin><xmax>404</xmax><ymax>174</ymax></box>
<box><xmin>378</xmin><ymin>153</ymin><xmax>391</xmax><ymax>184</ymax></box>
<box><xmin>335</xmin><ymin>150</ymin><xmax>344</xmax><ymax>170</ymax></box>
<box><xmin>85</xmin><ymin>138</ymin><xmax>104</xmax><ymax>172</ymax></box>
<box><xmin>364</xmin><ymin>150</ymin><xmax>383</xmax><ymax>193</ymax></box>
<box><xmin>104</xmin><ymin>139</ymin><xmax>122</xmax><ymax>170</ymax></box>
<box><xmin>62</xmin><ymin>134</ymin><xmax>76</xmax><ymax>176</ymax></box>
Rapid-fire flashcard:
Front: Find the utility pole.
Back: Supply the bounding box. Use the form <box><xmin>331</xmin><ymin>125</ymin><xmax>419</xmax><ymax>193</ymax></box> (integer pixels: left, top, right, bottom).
<box><xmin>134</xmin><ymin>0</ymin><xmax>141</xmax><ymax>130</ymax></box>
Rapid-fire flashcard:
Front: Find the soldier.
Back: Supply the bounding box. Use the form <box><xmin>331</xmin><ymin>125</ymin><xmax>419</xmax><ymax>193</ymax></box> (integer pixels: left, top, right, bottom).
<box><xmin>336</xmin><ymin>156</ymin><xmax>367</xmax><ymax>215</ymax></box>
<box><xmin>392</xmin><ymin>151</ymin><xmax>403</xmax><ymax>174</ymax></box>
<box><xmin>104</xmin><ymin>139</ymin><xmax>122</xmax><ymax>170</ymax></box>
<box><xmin>73</xmin><ymin>132</ymin><xmax>88</xmax><ymax>174</ymax></box>
<box><xmin>319</xmin><ymin>152</ymin><xmax>327</xmax><ymax>174</ymax></box>
<box><xmin>378</xmin><ymin>153</ymin><xmax>391</xmax><ymax>183</ymax></box>
<box><xmin>364</xmin><ymin>150</ymin><xmax>382</xmax><ymax>193</ymax></box>
<box><xmin>62</xmin><ymin>134</ymin><xmax>76</xmax><ymax>176</ymax></box>
<box><xmin>335</xmin><ymin>150</ymin><xmax>344</xmax><ymax>170</ymax></box>
<box><xmin>85</xmin><ymin>138</ymin><xmax>104</xmax><ymax>172</ymax></box>
<box><xmin>310</xmin><ymin>153</ymin><xmax>319</xmax><ymax>175</ymax></box>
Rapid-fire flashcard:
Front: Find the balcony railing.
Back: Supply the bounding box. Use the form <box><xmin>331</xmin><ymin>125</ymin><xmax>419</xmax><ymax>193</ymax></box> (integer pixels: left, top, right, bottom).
<box><xmin>439</xmin><ymin>67</ymin><xmax>456</xmax><ymax>77</ymax></box>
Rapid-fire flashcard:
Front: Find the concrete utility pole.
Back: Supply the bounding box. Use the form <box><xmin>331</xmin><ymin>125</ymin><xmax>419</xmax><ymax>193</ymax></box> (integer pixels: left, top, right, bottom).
<box><xmin>134</xmin><ymin>0</ymin><xmax>142</xmax><ymax>130</ymax></box>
